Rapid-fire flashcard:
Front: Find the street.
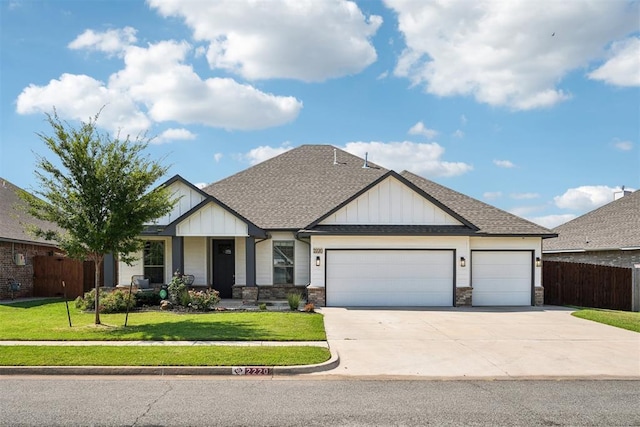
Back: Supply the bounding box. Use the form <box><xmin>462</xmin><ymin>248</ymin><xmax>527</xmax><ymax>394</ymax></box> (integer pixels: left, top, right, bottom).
<box><xmin>1</xmin><ymin>377</ymin><xmax>638</xmax><ymax>426</ymax></box>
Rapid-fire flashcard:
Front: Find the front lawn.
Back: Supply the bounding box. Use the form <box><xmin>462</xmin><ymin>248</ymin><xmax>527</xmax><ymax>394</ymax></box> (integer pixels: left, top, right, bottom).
<box><xmin>572</xmin><ymin>308</ymin><xmax>640</xmax><ymax>333</ymax></box>
<box><xmin>0</xmin><ymin>299</ymin><xmax>326</xmax><ymax>341</ymax></box>
<box><xmin>0</xmin><ymin>345</ymin><xmax>330</xmax><ymax>366</ymax></box>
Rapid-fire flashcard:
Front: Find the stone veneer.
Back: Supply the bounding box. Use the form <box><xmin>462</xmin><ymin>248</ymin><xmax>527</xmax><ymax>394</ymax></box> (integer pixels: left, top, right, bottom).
<box><xmin>241</xmin><ymin>286</ymin><xmax>258</xmax><ymax>303</ymax></box>
<box><xmin>306</xmin><ymin>286</ymin><xmax>326</xmax><ymax>307</ymax></box>
<box><xmin>534</xmin><ymin>286</ymin><xmax>544</xmax><ymax>306</ymax></box>
<box><xmin>455</xmin><ymin>287</ymin><xmax>473</xmax><ymax>306</ymax></box>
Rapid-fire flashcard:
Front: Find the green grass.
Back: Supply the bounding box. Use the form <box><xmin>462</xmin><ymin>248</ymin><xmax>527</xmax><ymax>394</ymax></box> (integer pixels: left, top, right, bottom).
<box><xmin>572</xmin><ymin>308</ymin><xmax>640</xmax><ymax>333</ymax></box>
<box><xmin>0</xmin><ymin>299</ymin><xmax>326</xmax><ymax>341</ymax></box>
<box><xmin>0</xmin><ymin>345</ymin><xmax>330</xmax><ymax>366</ymax></box>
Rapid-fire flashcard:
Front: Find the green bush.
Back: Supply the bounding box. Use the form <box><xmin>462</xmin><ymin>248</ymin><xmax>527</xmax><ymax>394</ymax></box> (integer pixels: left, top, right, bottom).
<box><xmin>168</xmin><ymin>272</ymin><xmax>187</xmax><ymax>305</ymax></box>
<box><xmin>75</xmin><ymin>289</ymin><xmax>136</xmax><ymax>313</ymax></box>
<box><xmin>188</xmin><ymin>289</ymin><xmax>220</xmax><ymax>311</ymax></box>
<box><xmin>136</xmin><ymin>291</ymin><xmax>162</xmax><ymax>307</ymax></box>
<box><xmin>287</xmin><ymin>292</ymin><xmax>301</xmax><ymax>311</ymax></box>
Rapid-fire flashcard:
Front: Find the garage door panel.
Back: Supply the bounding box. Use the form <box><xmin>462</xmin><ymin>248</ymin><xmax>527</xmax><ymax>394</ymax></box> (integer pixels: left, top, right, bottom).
<box><xmin>472</xmin><ymin>251</ymin><xmax>532</xmax><ymax>306</ymax></box>
<box><xmin>327</xmin><ymin>250</ymin><xmax>454</xmax><ymax>307</ymax></box>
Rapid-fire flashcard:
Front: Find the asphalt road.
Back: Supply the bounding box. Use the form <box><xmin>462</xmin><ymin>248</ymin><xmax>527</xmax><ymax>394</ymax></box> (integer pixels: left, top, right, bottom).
<box><xmin>1</xmin><ymin>377</ymin><xmax>638</xmax><ymax>426</ymax></box>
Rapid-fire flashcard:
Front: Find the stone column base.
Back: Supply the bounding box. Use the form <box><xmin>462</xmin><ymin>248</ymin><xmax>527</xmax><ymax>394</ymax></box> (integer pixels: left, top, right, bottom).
<box><xmin>232</xmin><ymin>285</ymin><xmax>244</xmax><ymax>299</ymax></box>
<box><xmin>455</xmin><ymin>287</ymin><xmax>473</xmax><ymax>306</ymax></box>
<box><xmin>306</xmin><ymin>286</ymin><xmax>326</xmax><ymax>307</ymax></box>
<box><xmin>242</xmin><ymin>287</ymin><xmax>258</xmax><ymax>303</ymax></box>
<box><xmin>535</xmin><ymin>286</ymin><xmax>544</xmax><ymax>306</ymax></box>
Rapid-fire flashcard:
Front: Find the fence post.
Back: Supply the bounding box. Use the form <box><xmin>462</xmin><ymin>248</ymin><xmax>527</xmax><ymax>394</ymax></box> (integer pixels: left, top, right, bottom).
<box><xmin>633</xmin><ymin>264</ymin><xmax>640</xmax><ymax>312</ymax></box>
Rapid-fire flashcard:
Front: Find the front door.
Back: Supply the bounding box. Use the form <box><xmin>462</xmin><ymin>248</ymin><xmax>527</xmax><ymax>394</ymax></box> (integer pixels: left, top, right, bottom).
<box><xmin>213</xmin><ymin>239</ymin><xmax>235</xmax><ymax>298</ymax></box>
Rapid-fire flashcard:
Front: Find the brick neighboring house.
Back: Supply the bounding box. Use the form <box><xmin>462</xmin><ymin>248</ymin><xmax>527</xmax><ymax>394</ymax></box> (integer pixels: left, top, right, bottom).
<box><xmin>543</xmin><ymin>189</ymin><xmax>640</xmax><ymax>267</ymax></box>
<box><xmin>0</xmin><ymin>178</ymin><xmax>62</xmax><ymax>299</ymax></box>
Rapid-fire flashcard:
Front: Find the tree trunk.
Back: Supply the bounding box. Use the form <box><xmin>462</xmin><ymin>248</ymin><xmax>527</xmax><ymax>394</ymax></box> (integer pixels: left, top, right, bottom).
<box><xmin>94</xmin><ymin>254</ymin><xmax>104</xmax><ymax>325</ymax></box>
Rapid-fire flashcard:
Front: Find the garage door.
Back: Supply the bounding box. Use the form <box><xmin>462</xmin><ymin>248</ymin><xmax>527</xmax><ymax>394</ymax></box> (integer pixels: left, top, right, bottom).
<box><xmin>472</xmin><ymin>251</ymin><xmax>532</xmax><ymax>306</ymax></box>
<box><xmin>326</xmin><ymin>250</ymin><xmax>454</xmax><ymax>307</ymax></box>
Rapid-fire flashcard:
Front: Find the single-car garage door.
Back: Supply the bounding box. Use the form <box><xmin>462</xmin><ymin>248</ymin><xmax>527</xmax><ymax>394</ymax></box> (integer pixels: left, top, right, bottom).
<box><xmin>472</xmin><ymin>251</ymin><xmax>532</xmax><ymax>306</ymax></box>
<box><xmin>326</xmin><ymin>250</ymin><xmax>454</xmax><ymax>307</ymax></box>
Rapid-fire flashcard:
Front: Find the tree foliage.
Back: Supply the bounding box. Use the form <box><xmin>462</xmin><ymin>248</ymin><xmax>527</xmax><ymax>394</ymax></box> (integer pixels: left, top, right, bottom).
<box><xmin>20</xmin><ymin>110</ymin><xmax>176</xmax><ymax>324</ymax></box>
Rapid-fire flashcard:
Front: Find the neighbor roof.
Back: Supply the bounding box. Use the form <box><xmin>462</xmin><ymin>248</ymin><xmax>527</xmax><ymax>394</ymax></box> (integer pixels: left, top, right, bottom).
<box><xmin>401</xmin><ymin>171</ymin><xmax>555</xmax><ymax>237</ymax></box>
<box><xmin>204</xmin><ymin>145</ymin><xmax>555</xmax><ymax>237</ymax></box>
<box><xmin>204</xmin><ymin>145</ymin><xmax>388</xmax><ymax>229</ymax></box>
<box><xmin>543</xmin><ymin>190</ymin><xmax>640</xmax><ymax>252</ymax></box>
<box><xmin>0</xmin><ymin>178</ymin><xmax>60</xmax><ymax>247</ymax></box>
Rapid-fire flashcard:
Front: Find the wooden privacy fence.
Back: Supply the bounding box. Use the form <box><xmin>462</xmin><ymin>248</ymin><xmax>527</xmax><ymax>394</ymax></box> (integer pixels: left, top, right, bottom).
<box><xmin>543</xmin><ymin>261</ymin><xmax>632</xmax><ymax>311</ymax></box>
<box><xmin>33</xmin><ymin>256</ymin><xmax>97</xmax><ymax>299</ymax></box>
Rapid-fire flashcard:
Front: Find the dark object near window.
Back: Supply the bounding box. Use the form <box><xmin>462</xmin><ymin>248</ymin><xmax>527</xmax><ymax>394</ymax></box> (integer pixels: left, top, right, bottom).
<box><xmin>273</xmin><ymin>241</ymin><xmax>294</xmax><ymax>284</ymax></box>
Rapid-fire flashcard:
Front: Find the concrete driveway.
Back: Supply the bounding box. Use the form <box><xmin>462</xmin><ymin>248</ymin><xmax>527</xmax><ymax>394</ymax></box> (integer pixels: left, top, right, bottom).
<box><xmin>316</xmin><ymin>306</ymin><xmax>640</xmax><ymax>378</ymax></box>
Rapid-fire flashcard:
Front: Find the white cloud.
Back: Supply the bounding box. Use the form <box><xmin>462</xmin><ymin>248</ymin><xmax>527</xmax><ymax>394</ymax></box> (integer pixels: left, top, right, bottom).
<box><xmin>194</xmin><ymin>182</ymin><xmax>208</xmax><ymax>189</ymax></box>
<box><xmin>408</xmin><ymin>121</ymin><xmax>438</xmax><ymax>139</ymax></box>
<box><xmin>510</xmin><ymin>192</ymin><xmax>540</xmax><ymax>200</ymax></box>
<box><xmin>377</xmin><ymin>71</ymin><xmax>389</xmax><ymax>80</ymax></box>
<box><xmin>16</xmin><ymin>37</ymin><xmax>302</xmax><ymax>134</ymax></box>
<box><xmin>386</xmin><ymin>0</ymin><xmax>639</xmax><ymax>110</ymax></box>
<box><xmin>153</xmin><ymin>128</ymin><xmax>197</xmax><ymax>144</ymax></box>
<box><xmin>613</xmin><ymin>140</ymin><xmax>634</xmax><ymax>151</ymax></box>
<box><xmin>529</xmin><ymin>214</ymin><xmax>576</xmax><ymax>229</ymax></box>
<box><xmin>494</xmin><ymin>159</ymin><xmax>515</xmax><ymax>168</ymax></box>
<box><xmin>342</xmin><ymin>141</ymin><xmax>472</xmax><ymax>177</ymax></box>
<box><xmin>483</xmin><ymin>191</ymin><xmax>502</xmax><ymax>200</ymax></box>
<box><xmin>553</xmin><ymin>185</ymin><xmax>621</xmax><ymax>211</ymax></box>
<box><xmin>68</xmin><ymin>27</ymin><xmax>137</xmax><ymax>56</ymax></box>
<box><xmin>149</xmin><ymin>0</ymin><xmax>382</xmax><ymax>82</ymax></box>
<box><xmin>244</xmin><ymin>143</ymin><xmax>293</xmax><ymax>165</ymax></box>
<box><xmin>588</xmin><ymin>37</ymin><xmax>640</xmax><ymax>87</ymax></box>
<box><xmin>16</xmin><ymin>73</ymin><xmax>150</xmax><ymax>136</ymax></box>
<box><xmin>460</xmin><ymin>114</ymin><xmax>467</xmax><ymax>126</ymax></box>
<box><xmin>452</xmin><ymin>129</ymin><xmax>464</xmax><ymax>138</ymax></box>
<box><xmin>214</xmin><ymin>153</ymin><xmax>223</xmax><ymax>162</ymax></box>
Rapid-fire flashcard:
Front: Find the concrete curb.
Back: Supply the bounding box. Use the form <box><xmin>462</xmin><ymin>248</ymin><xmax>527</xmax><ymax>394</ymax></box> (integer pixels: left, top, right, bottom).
<box><xmin>0</xmin><ymin>348</ymin><xmax>340</xmax><ymax>377</ymax></box>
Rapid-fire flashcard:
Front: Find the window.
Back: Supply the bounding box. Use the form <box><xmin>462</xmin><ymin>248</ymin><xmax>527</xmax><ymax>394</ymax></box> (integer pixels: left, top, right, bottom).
<box><xmin>143</xmin><ymin>240</ymin><xmax>165</xmax><ymax>284</ymax></box>
<box><xmin>273</xmin><ymin>241</ymin><xmax>294</xmax><ymax>284</ymax></box>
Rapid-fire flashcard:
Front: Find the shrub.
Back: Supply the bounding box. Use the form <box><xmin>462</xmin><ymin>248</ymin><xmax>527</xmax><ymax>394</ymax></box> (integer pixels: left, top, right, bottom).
<box><xmin>136</xmin><ymin>291</ymin><xmax>162</xmax><ymax>307</ymax></box>
<box><xmin>75</xmin><ymin>289</ymin><xmax>136</xmax><ymax>313</ymax></box>
<box><xmin>259</xmin><ymin>303</ymin><xmax>267</xmax><ymax>311</ymax></box>
<box><xmin>188</xmin><ymin>289</ymin><xmax>220</xmax><ymax>311</ymax></box>
<box><xmin>303</xmin><ymin>303</ymin><xmax>315</xmax><ymax>313</ymax></box>
<box><xmin>287</xmin><ymin>292</ymin><xmax>301</xmax><ymax>311</ymax></box>
<box><xmin>168</xmin><ymin>271</ymin><xmax>187</xmax><ymax>305</ymax></box>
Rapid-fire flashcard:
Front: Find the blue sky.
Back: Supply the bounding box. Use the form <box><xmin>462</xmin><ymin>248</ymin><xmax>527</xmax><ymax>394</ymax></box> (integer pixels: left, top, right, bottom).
<box><xmin>1</xmin><ymin>0</ymin><xmax>638</xmax><ymax>229</ymax></box>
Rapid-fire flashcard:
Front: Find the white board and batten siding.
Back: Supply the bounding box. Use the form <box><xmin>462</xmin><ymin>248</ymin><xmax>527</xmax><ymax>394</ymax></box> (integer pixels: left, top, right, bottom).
<box><xmin>154</xmin><ymin>181</ymin><xmax>206</xmax><ymax>226</ymax></box>
<box><xmin>176</xmin><ymin>202</ymin><xmax>248</xmax><ymax>237</ymax></box>
<box><xmin>255</xmin><ymin>232</ymin><xmax>310</xmax><ymax>286</ymax></box>
<box><xmin>234</xmin><ymin>237</ymin><xmax>246</xmax><ymax>286</ymax></box>
<box><xmin>184</xmin><ymin>237</ymin><xmax>207</xmax><ymax>285</ymax></box>
<box><xmin>320</xmin><ymin>176</ymin><xmax>462</xmax><ymax>225</ymax></box>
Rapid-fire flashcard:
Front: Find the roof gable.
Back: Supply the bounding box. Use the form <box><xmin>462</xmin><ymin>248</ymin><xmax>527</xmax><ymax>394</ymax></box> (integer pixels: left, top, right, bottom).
<box><xmin>203</xmin><ymin>145</ymin><xmax>388</xmax><ymax>229</ymax></box>
<box><xmin>152</xmin><ymin>175</ymin><xmax>208</xmax><ymax>226</ymax></box>
<box><xmin>316</xmin><ymin>173</ymin><xmax>465</xmax><ymax>227</ymax></box>
<box><xmin>0</xmin><ymin>178</ymin><xmax>60</xmax><ymax>247</ymax></box>
<box><xmin>401</xmin><ymin>171</ymin><xmax>555</xmax><ymax>237</ymax></box>
<box><xmin>544</xmin><ymin>190</ymin><xmax>640</xmax><ymax>251</ymax></box>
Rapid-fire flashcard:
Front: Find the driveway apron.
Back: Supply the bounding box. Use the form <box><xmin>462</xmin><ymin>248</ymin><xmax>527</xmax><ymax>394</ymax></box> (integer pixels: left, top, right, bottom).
<box><xmin>317</xmin><ymin>306</ymin><xmax>640</xmax><ymax>378</ymax></box>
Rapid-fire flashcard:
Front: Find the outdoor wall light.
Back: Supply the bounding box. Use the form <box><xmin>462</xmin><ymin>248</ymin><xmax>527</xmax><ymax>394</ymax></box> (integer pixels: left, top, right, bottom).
<box><xmin>316</xmin><ymin>256</ymin><xmax>321</xmax><ymax>267</ymax></box>
<box><xmin>536</xmin><ymin>257</ymin><xmax>542</xmax><ymax>267</ymax></box>
<box><xmin>460</xmin><ymin>257</ymin><xmax>466</xmax><ymax>267</ymax></box>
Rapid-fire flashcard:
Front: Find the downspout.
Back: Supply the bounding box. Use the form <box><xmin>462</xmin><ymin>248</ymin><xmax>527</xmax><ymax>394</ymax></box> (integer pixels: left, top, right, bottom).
<box><xmin>295</xmin><ymin>233</ymin><xmax>312</xmax><ymax>296</ymax></box>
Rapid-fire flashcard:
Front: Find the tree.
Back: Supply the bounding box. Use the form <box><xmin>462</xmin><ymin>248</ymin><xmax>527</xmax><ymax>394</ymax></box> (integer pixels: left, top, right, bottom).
<box><xmin>20</xmin><ymin>110</ymin><xmax>176</xmax><ymax>324</ymax></box>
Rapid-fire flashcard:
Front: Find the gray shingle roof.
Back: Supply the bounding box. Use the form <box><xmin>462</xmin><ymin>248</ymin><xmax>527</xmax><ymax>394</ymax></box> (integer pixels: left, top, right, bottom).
<box><xmin>0</xmin><ymin>178</ymin><xmax>59</xmax><ymax>246</ymax></box>
<box><xmin>203</xmin><ymin>145</ymin><xmax>555</xmax><ymax>236</ymax></box>
<box><xmin>400</xmin><ymin>171</ymin><xmax>555</xmax><ymax>236</ymax></box>
<box><xmin>203</xmin><ymin>145</ymin><xmax>388</xmax><ymax>229</ymax></box>
<box><xmin>543</xmin><ymin>190</ymin><xmax>640</xmax><ymax>251</ymax></box>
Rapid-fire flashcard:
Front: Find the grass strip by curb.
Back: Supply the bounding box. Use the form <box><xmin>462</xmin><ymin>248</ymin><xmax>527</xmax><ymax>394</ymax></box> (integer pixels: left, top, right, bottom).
<box><xmin>0</xmin><ymin>345</ymin><xmax>331</xmax><ymax>367</ymax></box>
<box><xmin>571</xmin><ymin>308</ymin><xmax>640</xmax><ymax>333</ymax></box>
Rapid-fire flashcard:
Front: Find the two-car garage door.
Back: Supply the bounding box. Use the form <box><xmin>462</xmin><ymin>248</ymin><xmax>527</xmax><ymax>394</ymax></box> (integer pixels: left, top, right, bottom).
<box><xmin>326</xmin><ymin>250</ymin><xmax>454</xmax><ymax>307</ymax></box>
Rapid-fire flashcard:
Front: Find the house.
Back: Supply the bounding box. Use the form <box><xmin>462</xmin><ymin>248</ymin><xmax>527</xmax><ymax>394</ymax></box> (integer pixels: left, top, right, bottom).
<box><xmin>117</xmin><ymin>145</ymin><xmax>556</xmax><ymax>307</ymax></box>
<box><xmin>0</xmin><ymin>178</ymin><xmax>61</xmax><ymax>299</ymax></box>
<box><xmin>543</xmin><ymin>189</ymin><xmax>640</xmax><ymax>268</ymax></box>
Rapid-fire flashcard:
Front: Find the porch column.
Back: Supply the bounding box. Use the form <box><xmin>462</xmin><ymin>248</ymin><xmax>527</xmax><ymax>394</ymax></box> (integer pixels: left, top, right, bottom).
<box><xmin>172</xmin><ymin>236</ymin><xmax>184</xmax><ymax>276</ymax></box>
<box><xmin>245</xmin><ymin>236</ymin><xmax>256</xmax><ymax>287</ymax></box>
